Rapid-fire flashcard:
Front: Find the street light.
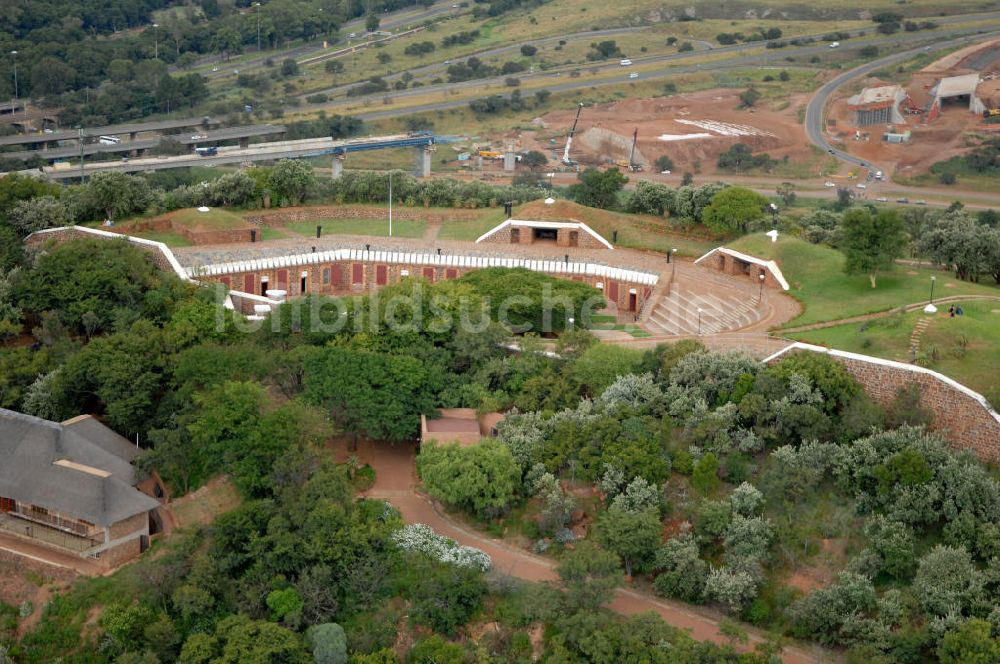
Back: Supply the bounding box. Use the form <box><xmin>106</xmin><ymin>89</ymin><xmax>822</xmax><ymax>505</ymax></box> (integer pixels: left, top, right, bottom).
<box><xmin>152</xmin><ymin>24</ymin><xmax>159</xmax><ymax>59</ymax></box>
<box><xmin>758</xmin><ymin>273</ymin><xmax>765</xmax><ymax>305</ymax></box>
<box><xmin>76</xmin><ymin>126</ymin><xmax>85</xmax><ymax>183</ymax></box>
<box><xmin>255</xmin><ymin>3</ymin><xmax>262</xmax><ymax>53</ymax></box>
<box><xmin>697</xmin><ymin>307</ymin><xmax>703</xmax><ymax>335</ymax></box>
<box><xmin>924</xmin><ymin>276</ymin><xmax>938</xmax><ymax>314</ymax></box>
<box><xmin>10</xmin><ymin>51</ymin><xmax>17</xmax><ymax>116</ymax></box>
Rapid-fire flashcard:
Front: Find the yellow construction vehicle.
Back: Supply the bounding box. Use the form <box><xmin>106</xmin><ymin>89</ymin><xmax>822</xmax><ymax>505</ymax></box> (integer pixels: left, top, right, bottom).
<box><xmin>478</xmin><ymin>150</ymin><xmax>503</xmax><ymax>159</ymax></box>
<box><xmin>984</xmin><ymin>108</ymin><xmax>1000</xmax><ymax>118</ymax></box>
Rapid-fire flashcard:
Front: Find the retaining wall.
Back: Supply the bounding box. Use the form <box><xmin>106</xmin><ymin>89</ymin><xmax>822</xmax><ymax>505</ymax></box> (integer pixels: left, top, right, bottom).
<box><xmin>765</xmin><ymin>343</ymin><xmax>1000</xmax><ymax>464</ymax></box>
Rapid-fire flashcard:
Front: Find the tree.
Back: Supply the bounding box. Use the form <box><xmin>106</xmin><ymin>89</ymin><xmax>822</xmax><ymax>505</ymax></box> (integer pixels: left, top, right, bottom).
<box><xmin>86</xmin><ymin>171</ymin><xmax>152</xmax><ymax>221</ymax></box>
<box><xmin>653</xmin><ymin>533</ymin><xmax>707</xmax><ymax>602</ymax></box>
<box><xmin>692</xmin><ymin>452</ymin><xmax>720</xmax><ymax>494</ymax></box>
<box><xmin>211</xmin><ymin>615</ymin><xmax>311</xmax><ymax>663</ymax></box>
<box><xmin>840</xmin><ymin>208</ymin><xmax>907</xmax><ymax>288</ymax></box>
<box><xmin>597</xmin><ymin>507</ymin><xmax>661</xmax><ymax>576</ymax></box>
<box><xmin>305</xmin><ymin>623</ymin><xmax>347</xmax><ymax>664</ymax></box>
<box><xmin>7</xmin><ymin>196</ymin><xmax>71</xmax><ymax>236</ymax></box>
<box><xmin>788</xmin><ymin>572</ymin><xmax>877</xmax><ymax>645</ymax></box>
<box><xmin>409</xmin><ymin>561</ymin><xmax>487</xmax><ymax>635</ymax></box>
<box><xmin>568</xmin><ymin>168</ymin><xmax>628</xmax><ymax>209</ymax></box>
<box><xmin>739</xmin><ymin>86</ymin><xmax>761</xmax><ymax>109</ymax></box>
<box><xmin>655</xmin><ymin>155</ymin><xmax>674</xmax><ymax>172</ymax></box>
<box><xmin>624</xmin><ymin>181</ymin><xmax>673</xmax><ymax>216</ymax></box>
<box><xmin>556</xmin><ymin>542</ymin><xmax>622</xmax><ymax>612</ymax></box>
<box><xmin>417</xmin><ymin>441</ymin><xmax>522</xmax><ymax>519</ymax></box>
<box><xmin>280</xmin><ymin>58</ymin><xmax>300</xmax><ymax>77</ymax></box>
<box><xmin>211</xmin><ymin>27</ymin><xmax>243</xmax><ymax>60</ymax></box>
<box><xmin>701</xmin><ymin>186</ymin><xmax>767</xmax><ymax>233</ymax></box>
<box><xmin>938</xmin><ymin>619</ymin><xmax>1000</xmax><ymax>664</ymax></box>
<box><xmin>520</xmin><ymin>44</ymin><xmax>538</xmax><ymax>56</ymax></box>
<box><xmin>572</xmin><ymin>344</ymin><xmax>645</xmax><ymax>396</ymax></box>
<box><xmin>268</xmin><ymin>159</ymin><xmax>315</xmax><ymax>205</ymax></box>
<box><xmin>521</xmin><ymin>150</ymin><xmax>548</xmax><ymax>170</ymax></box>
<box><xmin>776</xmin><ymin>182</ymin><xmax>796</xmax><ymax>206</ymax></box>
<box><xmin>303</xmin><ymin>347</ymin><xmax>436</xmax><ymax>446</ymax></box>
<box><xmin>704</xmin><ymin>566</ymin><xmax>757</xmax><ymax>613</ymax></box>
<box><xmin>864</xmin><ymin>515</ymin><xmax>915</xmax><ymax>578</ymax></box>
<box><xmin>913</xmin><ymin>545</ymin><xmax>984</xmax><ymax>617</ymax></box>
<box><xmin>366</xmin><ymin>14</ymin><xmax>380</xmax><ymax>32</ymax></box>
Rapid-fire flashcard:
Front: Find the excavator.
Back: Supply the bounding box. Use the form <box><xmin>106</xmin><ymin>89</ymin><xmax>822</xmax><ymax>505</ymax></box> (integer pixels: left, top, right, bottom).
<box><xmin>614</xmin><ymin>128</ymin><xmax>643</xmax><ymax>172</ymax></box>
<box><xmin>561</xmin><ymin>103</ymin><xmax>584</xmax><ymax>166</ymax></box>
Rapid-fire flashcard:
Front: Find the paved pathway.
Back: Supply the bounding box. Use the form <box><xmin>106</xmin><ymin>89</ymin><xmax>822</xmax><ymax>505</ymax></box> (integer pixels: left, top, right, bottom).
<box><xmin>778</xmin><ymin>295</ymin><xmax>1000</xmax><ymax>334</ymax></box>
<box><xmin>332</xmin><ymin>439</ymin><xmax>826</xmax><ymax>663</ymax></box>
<box><xmin>0</xmin><ymin>533</ymin><xmax>103</xmax><ymax>576</ymax></box>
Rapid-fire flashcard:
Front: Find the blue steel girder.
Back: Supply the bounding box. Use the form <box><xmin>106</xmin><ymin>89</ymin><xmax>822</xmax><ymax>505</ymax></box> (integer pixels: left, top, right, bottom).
<box><xmin>325</xmin><ymin>134</ymin><xmax>435</xmax><ymax>156</ymax></box>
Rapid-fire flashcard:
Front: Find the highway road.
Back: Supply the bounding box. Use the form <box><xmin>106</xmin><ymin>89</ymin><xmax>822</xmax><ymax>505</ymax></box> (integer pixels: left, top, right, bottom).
<box><xmin>306</xmin><ymin>21</ymin><xmax>1000</xmax><ymax>123</ymax></box>
<box><xmin>189</xmin><ymin>0</ymin><xmax>466</xmax><ymax>81</ymax></box>
<box><xmin>0</xmin><ymin>116</ymin><xmax>219</xmax><ymax>148</ymax></box>
<box><xmin>300</xmin><ymin>10</ymin><xmax>1000</xmax><ymax>107</ymax></box>
<box><xmin>804</xmin><ymin>30</ymin><xmax>1000</xmax><ymax>176</ymax></box>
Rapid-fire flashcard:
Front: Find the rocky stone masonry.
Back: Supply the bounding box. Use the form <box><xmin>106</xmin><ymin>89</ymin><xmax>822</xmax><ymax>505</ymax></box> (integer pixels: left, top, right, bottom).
<box><xmin>25</xmin><ymin>227</ymin><xmax>179</xmax><ymax>274</ymax></box>
<box><xmin>768</xmin><ymin>345</ymin><xmax>1000</xmax><ymax>465</ymax></box>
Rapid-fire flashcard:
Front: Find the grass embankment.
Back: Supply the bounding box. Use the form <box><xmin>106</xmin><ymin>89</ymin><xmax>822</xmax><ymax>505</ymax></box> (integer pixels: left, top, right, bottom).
<box><xmin>788</xmin><ymin>301</ymin><xmax>1000</xmax><ymax>403</ymax></box>
<box><xmin>286</xmin><ymin>216</ymin><xmax>427</xmax><ymax>239</ymax></box>
<box><xmin>169</xmin><ymin>207</ymin><xmax>248</xmax><ymax>230</ymax></box>
<box><xmin>128</xmin><ymin>230</ymin><xmax>193</xmax><ymax>247</ymax></box>
<box><xmin>728</xmin><ymin>234</ymin><xmax>1000</xmax><ymax>326</ymax></box>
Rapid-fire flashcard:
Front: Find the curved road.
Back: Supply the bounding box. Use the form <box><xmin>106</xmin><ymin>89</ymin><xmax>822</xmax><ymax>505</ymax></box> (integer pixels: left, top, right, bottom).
<box><xmin>804</xmin><ymin>30</ymin><xmax>1000</xmax><ymax>176</ymax></box>
<box><xmin>305</xmin><ymin>19</ymin><xmax>1000</xmax><ymax>118</ymax></box>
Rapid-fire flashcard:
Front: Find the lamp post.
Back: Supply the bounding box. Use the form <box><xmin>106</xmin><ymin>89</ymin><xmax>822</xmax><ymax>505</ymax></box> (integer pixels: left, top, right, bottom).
<box><xmin>697</xmin><ymin>307</ymin><xmax>703</xmax><ymax>335</ymax></box>
<box><xmin>255</xmin><ymin>3</ymin><xmax>262</xmax><ymax>52</ymax></box>
<box><xmin>152</xmin><ymin>24</ymin><xmax>159</xmax><ymax>59</ymax></box>
<box><xmin>388</xmin><ymin>171</ymin><xmax>393</xmax><ymax>237</ymax></box>
<box><xmin>77</xmin><ymin>126</ymin><xmax>85</xmax><ymax>182</ymax></box>
<box><xmin>10</xmin><ymin>50</ymin><xmax>17</xmax><ymax>117</ymax></box>
<box><xmin>758</xmin><ymin>272</ymin><xmax>765</xmax><ymax>305</ymax></box>
<box><xmin>924</xmin><ymin>276</ymin><xmax>937</xmax><ymax>314</ymax></box>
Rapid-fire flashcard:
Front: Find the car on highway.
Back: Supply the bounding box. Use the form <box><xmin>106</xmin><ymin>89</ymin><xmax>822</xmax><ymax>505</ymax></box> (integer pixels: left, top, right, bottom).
<box><xmin>629</xmin><ymin>72</ymin><xmax>639</xmax><ymax>79</ymax></box>
<box><xmin>915</xmin><ymin>200</ymin><xmax>927</xmax><ymax>205</ymax></box>
<box><xmin>620</xmin><ymin>59</ymin><xmax>632</xmax><ymax>66</ymax></box>
<box><xmin>896</xmin><ymin>197</ymin><xmax>909</xmax><ymax>203</ymax></box>
<box><xmin>829</xmin><ymin>41</ymin><xmax>840</xmax><ymax>48</ymax></box>
<box><xmin>191</xmin><ymin>133</ymin><xmax>208</xmax><ymax>140</ymax></box>
<box><xmin>828</xmin><ymin>149</ymin><xmax>835</xmax><ymax>154</ymax></box>
<box><xmin>856</xmin><ymin>183</ymin><xmax>866</xmax><ymax>189</ymax></box>
<box><xmin>876</xmin><ymin>197</ymin><xmax>888</xmax><ymax>202</ymax></box>
<box><xmin>824</xmin><ymin>182</ymin><xmax>835</xmax><ymax>187</ymax></box>
<box><xmin>211</xmin><ymin>67</ymin><xmax>219</xmax><ymax>72</ymax></box>
<box><xmin>660</xmin><ymin>170</ymin><xmax>671</xmax><ymax>175</ymax></box>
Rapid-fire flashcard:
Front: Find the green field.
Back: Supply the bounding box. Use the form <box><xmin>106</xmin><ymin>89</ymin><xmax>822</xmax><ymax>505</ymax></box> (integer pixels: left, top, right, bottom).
<box><xmin>728</xmin><ymin>234</ymin><xmax>1000</xmax><ymax>326</ymax></box>
<box><xmin>286</xmin><ymin>217</ymin><xmax>427</xmax><ymax>238</ymax></box>
<box><xmin>789</xmin><ymin>300</ymin><xmax>1000</xmax><ymax>404</ymax></box>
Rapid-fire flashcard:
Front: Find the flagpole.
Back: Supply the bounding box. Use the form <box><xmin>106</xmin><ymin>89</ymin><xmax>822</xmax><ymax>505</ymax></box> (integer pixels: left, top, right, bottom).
<box><xmin>388</xmin><ymin>172</ymin><xmax>393</xmax><ymax>237</ymax></box>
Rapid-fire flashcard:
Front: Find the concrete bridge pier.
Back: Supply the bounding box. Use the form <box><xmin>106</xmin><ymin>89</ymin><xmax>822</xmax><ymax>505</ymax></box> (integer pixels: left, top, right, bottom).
<box><xmin>239</xmin><ymin>136</ymin><xmax>250</xmax><ymax>149</ymax></box>
<box><xmin>503</xmin><ymin>140</ymin><xmax>516</xmax><ymax>171</ymax></box>
<box><xmin>331</xmin><ymin>154</ymin><xmax>346</xmax><ymax>178</ymax></box>
<box><xmin>414</xmin><ymin>146</ymin><xmax>432</xmax><ymax>177</ymax></box>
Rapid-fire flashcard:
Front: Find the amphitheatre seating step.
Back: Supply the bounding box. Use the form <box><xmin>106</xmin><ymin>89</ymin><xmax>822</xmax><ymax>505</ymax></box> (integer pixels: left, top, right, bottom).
<box><xmin>644</xmin><ymin>281</ymin><xmax>766</xmax><ymax>336</ymax></box>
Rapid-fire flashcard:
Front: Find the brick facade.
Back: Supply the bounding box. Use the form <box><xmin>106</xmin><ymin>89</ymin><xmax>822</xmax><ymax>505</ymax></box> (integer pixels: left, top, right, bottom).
<box><xmin>477</xmin><ymin>220</ymin><xmax>611</xmax><ymax>250</ymax></box>
<box><xmin>245</xmin><ymin>206</ymin><xmax>483</xmax><ymax>227</ymax></box>
<box><xmin>204</xmin><ymin>259</ymin><xmax>652</xmax><ymax>316</ymax></box>
<box><xmin>695</xmin><ymin>247</ymin><xmax>789</xmax><ymax>291</ymax></box>
<box><xmin>767</xmin><ymin>344</ymin><xmax>1000</xmax><ymax>464</ymax></box>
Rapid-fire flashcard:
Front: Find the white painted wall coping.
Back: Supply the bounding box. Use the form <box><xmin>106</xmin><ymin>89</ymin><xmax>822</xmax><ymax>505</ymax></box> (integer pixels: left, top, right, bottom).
<box><xmin>474</xmin><ymin>218</ymin><xmax>614</xmax><ymax>250</ymax></box>
<box><xmin>764</xmin><ymin>342</ymin><xmax>1000</xmax><ymax>426</ymax></box>
<box><xmin>694</xmin><ymin>246</ymin><xmax>790</xmax><ymax>291</ymax></box>
<box><xmin>187</xmin><ymin>248</ymin><xmax>659</xmax><ymax>286</ymax></box>
<box><xmin>28</xmin><ymin>225</ymin><xmax>194</xmax><ymax>283</ymax></box>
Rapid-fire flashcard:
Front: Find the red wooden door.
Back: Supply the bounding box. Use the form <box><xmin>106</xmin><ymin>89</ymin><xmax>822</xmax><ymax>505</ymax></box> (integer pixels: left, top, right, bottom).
<box><xmin>277</xmin><ymin>269</ymin><xmax>288</xmax><ymax>290</ymax></box>
<box><xmin>219</xmin><ymin>276</ymin><xmax>231</xmax><ymax>289</ymax></box>
<box><xmin>446</xmin><ymin>268</ymin><xmax>458</xmax><ymax>279</ymax></box>
<box><xmin>331</xmin><ymin>265</ymin><xmax>343</xmax><ymax>287</ymax></box>
<box><xmin>423</xmin><ymin>267</ymin><xmax>435</xmax><ymax>282</ymax></box>
<box><xmin>352</xmin><ymin>263</ymin><xmax>364</xmax><ymax>284</ymax></box>
<box><xmin>376</xmin><ymin>265</ymin><xmax>388</xmax><ymax>285</ymax></box>
<box><xmin>244</xmin><ymin>274</ymin><xmax>254</xmax><ymax>293</ymax></box>
<box><xmin>608</xmin><ymin>280</ymin><xmax>619</xmax><ymax>302</ymax></box>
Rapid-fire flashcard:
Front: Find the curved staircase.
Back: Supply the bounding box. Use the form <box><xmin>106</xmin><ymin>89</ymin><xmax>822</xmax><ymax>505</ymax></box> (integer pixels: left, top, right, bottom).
<box><xmin>642</xmin><ymin>265</ymin><xmax>771</xmax><ymax>336</ymax></box>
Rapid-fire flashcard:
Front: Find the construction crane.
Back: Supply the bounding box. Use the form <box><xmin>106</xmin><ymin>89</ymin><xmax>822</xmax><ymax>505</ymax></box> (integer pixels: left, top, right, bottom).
<box><xmin>561</xmin><ymin>103</ymin><xmax>584</xmax><ymax>166</ymax></box>
<box><xmin>614</xmin><ymin>128</ymin><xmax>643</xmax><ymax>172</ymax></box>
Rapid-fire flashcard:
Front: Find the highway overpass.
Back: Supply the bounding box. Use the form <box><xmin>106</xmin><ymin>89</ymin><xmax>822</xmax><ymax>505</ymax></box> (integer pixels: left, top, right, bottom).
<box><xmin>21</xmin><ymin>133</ymin><xmax>439</xmax><ymax>180</ymax></box>
<box><xmin>1</xmin><ymin>124</ymin><xmax>287</xmax><ymax>162</ymax></box>
<box><xmin>0</xmin><ymin>116</ymin><xmax>222</xmax><ymax>148</ymax></box>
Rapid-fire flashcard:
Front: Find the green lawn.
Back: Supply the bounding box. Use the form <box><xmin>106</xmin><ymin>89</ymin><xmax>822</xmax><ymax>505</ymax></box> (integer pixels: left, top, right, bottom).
<box><xmin>728</xmin><ymin>234</ymin><xmax>1000</xmax><ymax>327</ymax></box>
<box><xmin>437</xmin><ymin>214</ymin><xmax>508</xmax><ymax>242</ymax></box>
<box><xmin>260</xmin><ymin>227</ymin><xmax>290</xmax><ymax>241</ymax></box>
<box><xmin>285</xmin><ymin>217</ymin><xmax>427</xmax><ymax>238</ymax></box>
<box><xmin>789</xmin><ymin>301</ymin><xmax>1000</xmax><ymax>405</ymax></box>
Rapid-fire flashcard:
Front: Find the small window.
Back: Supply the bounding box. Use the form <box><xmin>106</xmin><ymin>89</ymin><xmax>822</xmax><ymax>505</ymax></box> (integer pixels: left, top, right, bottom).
<box><xmin>322</xmin><ymin>267</ymin><xmax>331</xmax><ymax>285</ymax></box>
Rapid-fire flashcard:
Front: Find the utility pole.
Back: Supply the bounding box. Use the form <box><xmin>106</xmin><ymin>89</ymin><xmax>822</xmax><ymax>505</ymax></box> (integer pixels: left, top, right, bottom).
<box><xmin>388</xmin><ymin>171</ymin><xmax>393</xmax><ymax>237</ymax></box>
<box><xmin>77</xmin><ymin>126</ymin><xmax>85</xmax><ymax>182</ymax></box>
<box><xmin>10</xmin><ymin>51</ymin><xmax>17</xmax><ymax>118</ymax></box>
<box><xmin>255</xmin><ymin>3</ymin><xmax>262</xmax><ymax>52</ymax></box>
<box><xmin>152</xmin><ymin>24</ymin><xmax>159</xmax><ymax>59</ymax></box>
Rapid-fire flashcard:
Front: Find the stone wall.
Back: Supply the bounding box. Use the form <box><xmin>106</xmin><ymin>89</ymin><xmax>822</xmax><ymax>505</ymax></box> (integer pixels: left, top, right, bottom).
<box><xmin>478</xmin><ymin>222</ymin><xmax>609</xmax><ymax>250</ymax></box>
<box><xmin>25</xmin><ymin>227</ymin><xmax>180</xmax><ymax>275</ymax></box>
<box><xmin>108</xmin><ymin>511</ymin><xmax>149</xmax><ymax>540</ymax></box>
<box><xmin>767</xmin><ymin>344</ymin><xmax>1000</xmax><ymax>464</ymax></box>
<box><xmin>245</xmin><ymin>206</ymin><xmax>483</xmax><ymax>227</ymax></box>
<box><xmin>98</xmin><ymin>537</ymin><xmax>142</xmax><ymax>569</ymax></box>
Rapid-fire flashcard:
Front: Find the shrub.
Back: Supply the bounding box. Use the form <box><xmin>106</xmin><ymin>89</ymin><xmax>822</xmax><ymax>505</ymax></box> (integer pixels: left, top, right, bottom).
<box><xmin>392</xmin><ymin>524</ymin><xmax>492</xmax><ymax>571</ymax></box>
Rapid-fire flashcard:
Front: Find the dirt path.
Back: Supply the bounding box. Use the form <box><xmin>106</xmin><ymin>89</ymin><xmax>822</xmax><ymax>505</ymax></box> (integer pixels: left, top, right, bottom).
<box><xmin>333</xmin><ymin>439</ymin><xmax>826</xmax><ymax>663</ymax></box>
